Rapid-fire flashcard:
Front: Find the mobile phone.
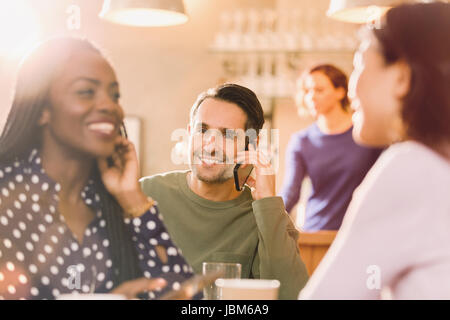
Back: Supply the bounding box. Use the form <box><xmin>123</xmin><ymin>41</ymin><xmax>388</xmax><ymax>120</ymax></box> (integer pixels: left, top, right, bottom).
<box><xmin>233</xmin><ymin>138</ymin><xmax>255</xmax><ymax>192</ymax></box>
<box><xmin>158</xmin><ymin>270</ymin><xmax>225</xmax><ymax>300</ymax></box>
<box><xmin>234</xmin><ymin>163</ymin><xmax>253</xmax><ymax>192</ymax></box>
<box><xmin>107</xmin><ymin>122</ymin><xmax>128</xmax><ymax>167</ymax></box>
<box><xmin>120</xmin><ymin>122</ymin><xmax>128</xmax><ymax>139</ymax></box>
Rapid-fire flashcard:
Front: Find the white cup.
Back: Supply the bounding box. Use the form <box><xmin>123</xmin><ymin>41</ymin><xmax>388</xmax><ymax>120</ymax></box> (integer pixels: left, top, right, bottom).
<box><xmin>215</xmin><ymin>279</ymin><xmax>280</xmax><ymax>300</ymax></box>
<box><xmin>57</xmin><ymin>293</ymin><xmax>126</xmax><ymax>300</ymax></box>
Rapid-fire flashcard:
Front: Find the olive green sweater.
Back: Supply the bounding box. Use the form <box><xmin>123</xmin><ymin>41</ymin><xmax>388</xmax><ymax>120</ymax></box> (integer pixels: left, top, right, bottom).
<box><xmin>140</xmin><ymin>171</ymin><xmax>309</xmax><ymax>299</ymax></box>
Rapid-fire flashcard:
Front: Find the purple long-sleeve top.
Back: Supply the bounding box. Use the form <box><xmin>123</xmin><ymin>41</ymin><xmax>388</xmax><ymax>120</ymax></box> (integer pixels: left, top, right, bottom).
<box><xmin>279</xmin><ymin>123</ymin><xmax>382</xmax><ymax>231</ymax></box>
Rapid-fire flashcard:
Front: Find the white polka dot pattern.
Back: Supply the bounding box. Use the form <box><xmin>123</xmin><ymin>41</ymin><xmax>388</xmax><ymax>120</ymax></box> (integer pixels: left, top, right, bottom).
<box><xmin>0</xmin><ymin>149</ymin><xmax>194</xmax><ymax>300</ymax></box>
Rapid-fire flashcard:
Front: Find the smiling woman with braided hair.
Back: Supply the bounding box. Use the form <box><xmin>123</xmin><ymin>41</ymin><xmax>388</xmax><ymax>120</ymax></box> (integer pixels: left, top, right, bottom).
<box><xmin>0</xmin><ymin>37</ymin><xmax>193</xmax><ymax>300</ymax></box>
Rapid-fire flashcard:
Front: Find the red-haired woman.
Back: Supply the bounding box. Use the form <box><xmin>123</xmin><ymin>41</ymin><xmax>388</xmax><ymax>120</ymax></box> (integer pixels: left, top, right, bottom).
<box><xmin>280</xmin><ymin>64</ymin><xmax>382</xmax><ymax>230</ymax></box>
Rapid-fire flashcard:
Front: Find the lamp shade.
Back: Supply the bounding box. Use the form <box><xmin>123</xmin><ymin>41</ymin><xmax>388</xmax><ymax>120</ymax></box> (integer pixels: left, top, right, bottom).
<box><xmin>327</xmin><ymin>0</ymin><xmax>408</xmax><ymax>23</ymax></box>
<box><xmin>99</xmin><ymin>0</ymin><xmax>188</xmax><ymax>27</ymax></box>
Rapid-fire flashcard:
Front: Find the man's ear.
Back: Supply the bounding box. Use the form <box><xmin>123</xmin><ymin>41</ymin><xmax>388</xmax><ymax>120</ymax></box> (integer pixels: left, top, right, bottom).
<box><xmin>393</xmin><ymin>60</ymin><xmax>411</xmax><ymax>99</ymax></box>
<box><xmin>38</xmin><ymin>108</ymin><xmax>51</xmax><ymax>126</ymax></box>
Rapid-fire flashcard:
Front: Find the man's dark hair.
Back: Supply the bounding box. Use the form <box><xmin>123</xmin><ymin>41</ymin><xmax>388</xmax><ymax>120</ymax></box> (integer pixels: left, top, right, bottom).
<box><xmin>190</xmin><ymin>83</ymin><xmax>265</xmax><ymax>133</ymax></box>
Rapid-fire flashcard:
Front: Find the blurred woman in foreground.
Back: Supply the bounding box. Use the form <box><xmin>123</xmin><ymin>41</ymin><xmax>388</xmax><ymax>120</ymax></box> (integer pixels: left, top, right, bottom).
<box><xmin>300</xmin><ymin>2</ymin><xmax>450</xmax><ymax>299</ymax></box>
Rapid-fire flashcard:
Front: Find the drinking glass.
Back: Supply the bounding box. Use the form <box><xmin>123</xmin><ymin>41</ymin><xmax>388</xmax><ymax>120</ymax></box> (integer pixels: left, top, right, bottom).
<box><xmin>202</xmin><ymin>262</ymin><xmax>241</xmax><ymax>300</ymax></box>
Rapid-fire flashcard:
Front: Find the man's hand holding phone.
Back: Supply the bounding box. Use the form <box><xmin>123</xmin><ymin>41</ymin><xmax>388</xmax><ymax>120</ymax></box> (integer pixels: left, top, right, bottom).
<box><xmin>235</xmin><ymin>143</ymin><xmax>276</xmax><ymax>201</ymax></box>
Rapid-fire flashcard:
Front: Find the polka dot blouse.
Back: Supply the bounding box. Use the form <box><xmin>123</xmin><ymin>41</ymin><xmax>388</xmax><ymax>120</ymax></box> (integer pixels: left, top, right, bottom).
<box><xmin>0</xmin><ymin>149</ymin><xmax>194</xmax><ymax>300</ymax></box>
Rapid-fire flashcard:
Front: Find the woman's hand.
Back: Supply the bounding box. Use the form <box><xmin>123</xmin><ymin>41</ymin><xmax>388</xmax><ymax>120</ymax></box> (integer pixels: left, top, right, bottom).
<box><xmin>111</xmin><ymin>277</ymin><xmax>167</xmax><ymax>300</ymax></box>
<box><xmin>235</xmin><ymin>143</ymin><xmax>276</xmax><ymax>201</ymax></box>
<box><xmin>97</xmin><ymin>136</ymin><xmax>151</xmax><ymax>217</ymax></box>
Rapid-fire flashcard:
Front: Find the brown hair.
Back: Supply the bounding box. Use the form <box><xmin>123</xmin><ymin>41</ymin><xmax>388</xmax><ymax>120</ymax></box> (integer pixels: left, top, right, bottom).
<box><xmin>305</xmin><ymin>64</ymin><xmax>350</xmax><ymax>111</ymax></box>
<box><xmin>373</xmin><ymin>2</ymin><xmax>450</xmax><ymax>152</ymax></box>
<box><xmin>190</xmin><ymin>83</ymin><xmax>265</xmax><ymax>134</ymax></box>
